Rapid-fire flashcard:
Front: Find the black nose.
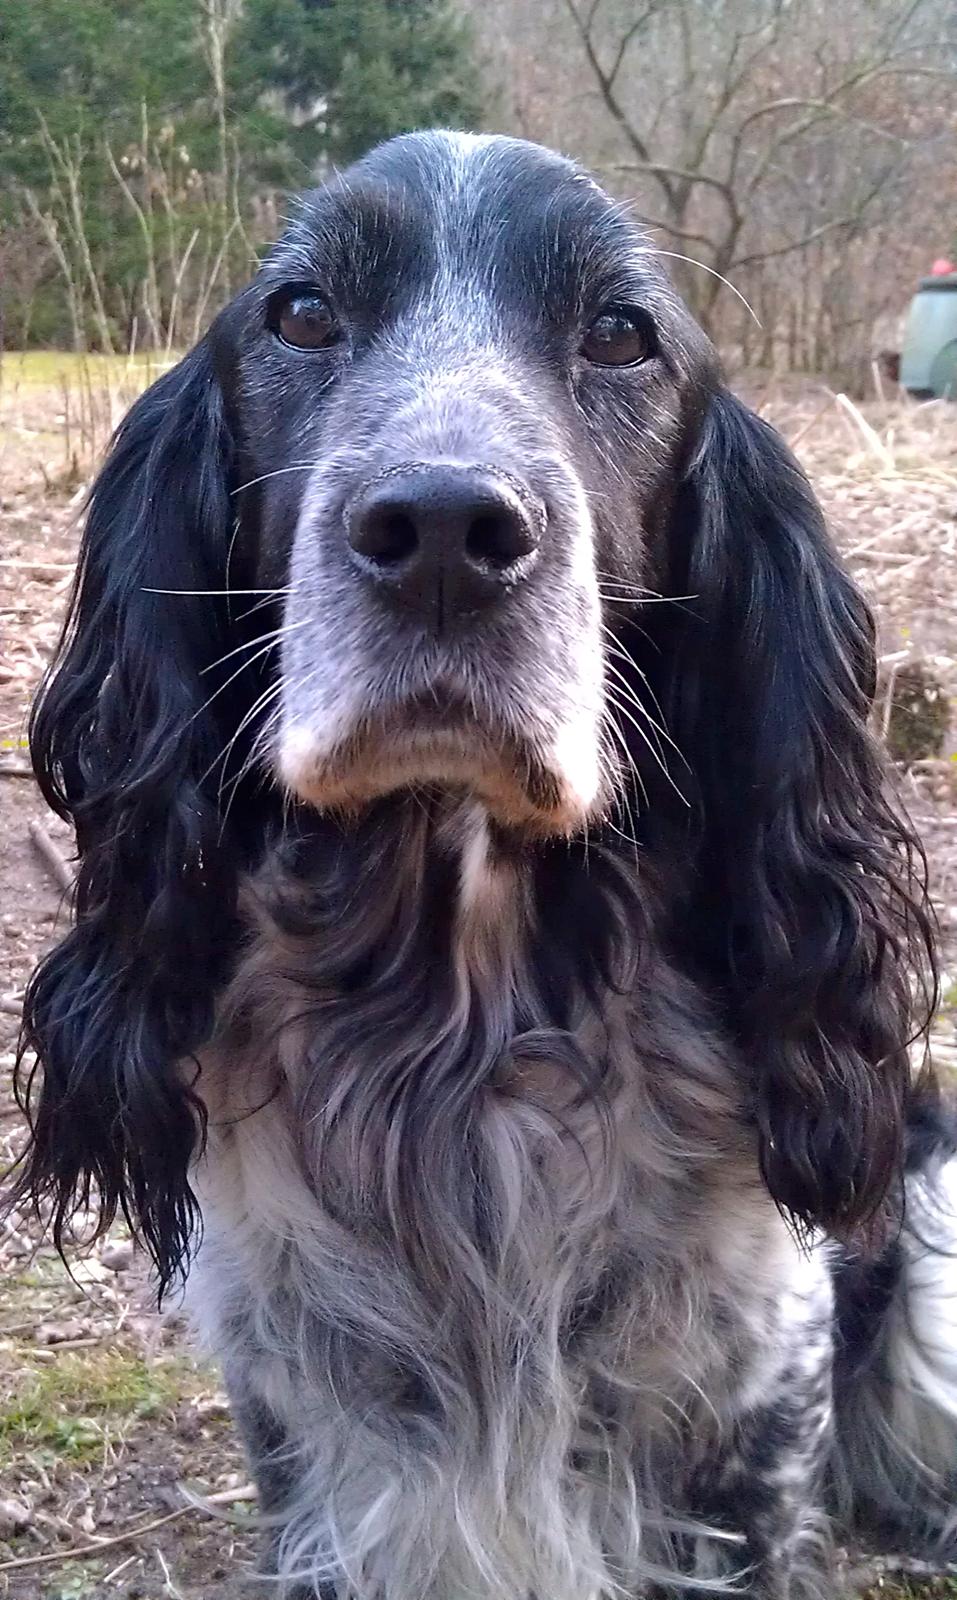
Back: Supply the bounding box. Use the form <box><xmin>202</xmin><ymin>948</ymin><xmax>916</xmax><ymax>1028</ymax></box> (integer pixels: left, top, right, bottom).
<box><xmin>346</xmin><ymin>465</ymin><xmax>542</xmax><ymax>626</ymax></box>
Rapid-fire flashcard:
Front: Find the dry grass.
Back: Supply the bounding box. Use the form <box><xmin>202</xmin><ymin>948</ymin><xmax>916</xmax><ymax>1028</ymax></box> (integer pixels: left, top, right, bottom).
<box><xmin>746</xmin><ymin>378</ymin><xmax>957</xmax><ymax>1043</ymax></box>
<box><xmin>0</xmin><ymin>351</ymin><xmax>173</xmax><ymax>496</ymax></box>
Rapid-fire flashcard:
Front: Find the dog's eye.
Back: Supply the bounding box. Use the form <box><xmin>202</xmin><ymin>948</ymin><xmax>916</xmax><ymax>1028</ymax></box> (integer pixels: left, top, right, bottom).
<box><xmin>271</xmin><ymin>288</ymin><xmax>339</xmax><ymax>350</ymax></box>
<box><xmin>581</xmin><ymin>307</ymin><xmax>654</xmax><ymax>366</ymax></box>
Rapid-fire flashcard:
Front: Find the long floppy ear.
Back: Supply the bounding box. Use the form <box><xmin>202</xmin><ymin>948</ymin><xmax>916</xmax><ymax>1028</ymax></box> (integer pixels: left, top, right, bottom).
<box><xmin>14</xmin><ymin>338</ymin><xmax>254</xmax><ymax>1291</ymax></box>
<box><xmin>656</xmin><ymin>388</ymin><xmax>936</xmax><ymax>1237</ymax></box>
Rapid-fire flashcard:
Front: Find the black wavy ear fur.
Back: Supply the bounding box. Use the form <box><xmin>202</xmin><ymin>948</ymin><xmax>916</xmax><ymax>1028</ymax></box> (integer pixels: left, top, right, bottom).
<box><xmin>652</xmin><ymin>388</ymin><xmax>937</xmax><ymax>1237</ymax></box>
<box><xmin>13</xmin><ymin>338</ymin><xmax>260</xmax><ymax>1293</ymax></box>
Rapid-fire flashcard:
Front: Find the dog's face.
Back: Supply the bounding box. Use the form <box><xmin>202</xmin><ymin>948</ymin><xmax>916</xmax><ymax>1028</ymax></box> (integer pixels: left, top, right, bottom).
<box><xmin>219</xmin><ymin>132</ymin><xmax>712</xmax><ymax>834</ymax></box>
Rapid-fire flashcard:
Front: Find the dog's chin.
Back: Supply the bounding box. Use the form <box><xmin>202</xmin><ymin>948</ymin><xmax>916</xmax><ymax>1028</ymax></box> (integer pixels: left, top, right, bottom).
<box><xmin>278</xmin><ymin>715</ymin><xmax>601</xmax><ymax>838</ymax></box>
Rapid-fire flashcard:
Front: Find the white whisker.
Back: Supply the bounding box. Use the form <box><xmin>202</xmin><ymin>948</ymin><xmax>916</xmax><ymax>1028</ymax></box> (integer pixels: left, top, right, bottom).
<box><xmin>200</xmin><ymin>620</ymin><xmax>307</xmax><ymax>677</ymax></box>
<box><xmin>230</xmin><ymin>463</ymin><xmax>317</xmax><ymax>496</ymax></box>
<box><xmin>649</xmin><ymin>248</ymin><xmax>761</xmax><ymax>326</ymax></box>
<box><xmin>141</xmin><ymin>586</ymin><xmax>293</xmax><ymax>598</ymax></box>
<box><xmin>190</xmin><ymin>635</ymin><xmax>285</xmax><ymax>727</ymax></box>
<box><xmin>605</xmin><ymin>684</ymin><xmax>689</xmax><ymax>807</ymax></box>
<box><xmin>598</xmin><ymin>589</ymin><xmax>698</xmax><ymax>606</ymax></box>
<box><xmin>602</xmin><ymin>633</ymin><xmax>688</xmax><ymax>770</ymax></box>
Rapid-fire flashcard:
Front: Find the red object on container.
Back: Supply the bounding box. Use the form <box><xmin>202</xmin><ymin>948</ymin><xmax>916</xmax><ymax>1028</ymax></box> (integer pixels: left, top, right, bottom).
<box><xmin>931</xmin><ymin>258</ymin><xmax>956</xmax><ymax>275</ymax></box>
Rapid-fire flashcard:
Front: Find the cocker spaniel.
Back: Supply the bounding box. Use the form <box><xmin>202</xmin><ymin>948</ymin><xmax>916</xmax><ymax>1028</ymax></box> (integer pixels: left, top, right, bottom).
<box><xmin>14</xmin><ymin>131</ymin><xmax>957</xmax><ymax>1599</ymax></box>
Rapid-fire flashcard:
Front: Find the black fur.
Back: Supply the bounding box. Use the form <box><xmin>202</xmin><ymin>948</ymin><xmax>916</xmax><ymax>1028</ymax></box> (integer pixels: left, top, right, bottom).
<box><xmin>15</xmin><ymin>340</ymin><xmax>261</xmax><ymax>1281</ymax></box>
<box><xmin>642</xmin><ymin>390</ymin><xmax>937</xmax><ymax>1237</ymax></box>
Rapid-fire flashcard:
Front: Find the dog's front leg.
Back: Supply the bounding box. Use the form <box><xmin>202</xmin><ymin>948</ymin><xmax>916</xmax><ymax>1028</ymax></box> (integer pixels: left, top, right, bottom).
<box><xmin>224</xmin><ymin>1364</ymin><xmax>340</xmax><ymax>1599</ymax></box>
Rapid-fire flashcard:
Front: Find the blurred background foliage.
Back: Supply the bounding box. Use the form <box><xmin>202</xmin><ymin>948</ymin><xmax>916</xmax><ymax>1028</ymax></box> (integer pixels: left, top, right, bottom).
<box><xmin>1</xmin><ymin>0</ymin><xmax>955</xmax><ymax>385</ymax></box>
<box><xmin>0</xmin><ymin>0</ymin><xmax>481</xmax><ymax>351</ymax></box>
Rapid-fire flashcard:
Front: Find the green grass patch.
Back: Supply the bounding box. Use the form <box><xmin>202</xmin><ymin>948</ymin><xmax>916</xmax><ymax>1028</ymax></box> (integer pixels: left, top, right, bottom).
<box><xmin>0</xmin><ymin>1346</ymin><xmax>198</xmax><ymax>1467</ymax></box>
<box><xmin>0</xmin><ymin>350</ymin><xmax>177</xmax><ymax>389</ymax></box>
<box><xmin>863</xmin><ymin>1581</ymin><xmax>957</xmax><ymax>1597</ymax></box>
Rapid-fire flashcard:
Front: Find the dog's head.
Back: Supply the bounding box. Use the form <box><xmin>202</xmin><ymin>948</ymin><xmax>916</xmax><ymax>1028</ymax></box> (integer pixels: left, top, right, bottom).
<box><xmin>16</xmin><ymin>132</ymin><xmax>934</xmax><ymax>1287</ymax></box>
<box><xmin>217</xmin><ymin>132</ymin><xmax>714</xmax><ymax>834</ymax></box>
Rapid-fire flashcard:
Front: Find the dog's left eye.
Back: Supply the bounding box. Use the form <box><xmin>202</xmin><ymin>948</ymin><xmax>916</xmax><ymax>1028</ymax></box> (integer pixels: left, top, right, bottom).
<box><xmin>581</xmin><ymin>308</ymin><xmax>654</xmax><ymax>366</ymax></box>
<box><xmin>270</xmin><ymin>288</ymin><xmax>339</xmax><ymax>350</ymax></box>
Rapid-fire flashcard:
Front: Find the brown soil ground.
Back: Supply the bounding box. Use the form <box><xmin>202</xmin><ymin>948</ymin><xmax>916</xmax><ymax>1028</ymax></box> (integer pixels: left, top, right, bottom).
<box><xmin>1</xmin><ymin>361</ymin><xmax>956</xmax><ymax>1598</ymax></box>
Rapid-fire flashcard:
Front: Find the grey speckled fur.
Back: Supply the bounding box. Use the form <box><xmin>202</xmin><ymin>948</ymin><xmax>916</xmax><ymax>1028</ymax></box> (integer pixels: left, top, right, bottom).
<box><xmin>191</xmin><ymin>800</ymin><xmax>838</xmax><ymax>1599</ymax></box>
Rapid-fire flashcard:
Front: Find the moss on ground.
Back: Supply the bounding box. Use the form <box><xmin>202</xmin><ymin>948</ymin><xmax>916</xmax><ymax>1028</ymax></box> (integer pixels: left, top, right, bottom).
<box><xmin>0</xmin><ymin>1345</ymin><xmax>202</xmax><ymax>1467</ymax></box>
<box><xmin>38</xmin><ymin>1563</ymin><xmax>111</xmax><ymax>1600</ymax></box>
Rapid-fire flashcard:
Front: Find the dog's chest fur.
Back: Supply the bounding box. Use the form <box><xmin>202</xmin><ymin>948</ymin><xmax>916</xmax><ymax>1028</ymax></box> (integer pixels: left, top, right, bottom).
<box><xmin>189</xmin><ymin>803</ymin><xmax>830</xmax><ymax>1597</ymax></box>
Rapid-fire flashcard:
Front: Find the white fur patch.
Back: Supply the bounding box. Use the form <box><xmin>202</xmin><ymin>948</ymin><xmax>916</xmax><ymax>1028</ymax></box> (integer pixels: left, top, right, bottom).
<box><xmin>458</xmin><ymin>803</ymin><xmax>492</xmax><ymax>916</ymax></box>
<box><xmin>891</xmin><ymin>1155</ymin><xmax>957</xmax><ymax>1477</ymax></box>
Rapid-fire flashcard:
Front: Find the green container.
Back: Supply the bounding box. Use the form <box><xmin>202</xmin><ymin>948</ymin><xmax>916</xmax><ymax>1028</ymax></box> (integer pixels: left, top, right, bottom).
<box><xmin>901</xmin><ymin>273</ymin><xmax>957</xmax><ymax>398</ymax></box>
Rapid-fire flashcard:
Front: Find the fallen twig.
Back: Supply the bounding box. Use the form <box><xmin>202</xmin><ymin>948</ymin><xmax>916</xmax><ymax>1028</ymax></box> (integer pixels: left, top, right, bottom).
<box><xmin>0</xmin><ymin>558</ymin><xmax>74</xmax><ymax>571</ymax></box>
<box><xmin>0</xmin><ymin>1507</ymin><xmax>192</xmax><ymax>1574</ymax></box>
<box><xmin>0</xmin><ymin>758</ymin><xmax>32</xmax><ymax>779</ymax></box>
<box><xmin>20</xmin><ymin>1334</ymin><xmax>108</xmax><ymax>1353</ymax></box>
<box><xmin>0</xmin><ymin>996</ymin><xmax>23</xmax><ymax>1016</ymax></box>
<box><xmin>0</xmin><ymin>1485</ymin><xmax>256</xmax><ymax>1575</ymax></box>
<box><xmin>154</xmin><ymin>1545</ymin><xmax>186</xmax><ymax>1599</ymax></box>
<box><xmin>835</xmin><ymin>392</ymin><xmax>896</xmax><ymax>471</ymax></box>
<box><xmin>103</xmin><ymin>1551</ymin><xmax>139</xmax><ymax>1583</ymax></box>
<box><xmin>27</xmin><ymin>819</ymin><xmax>74</xmax><ymax>894</ymax></box>
<box><xmin>0</xmin><ymin>1319</ymin><xmax>44</xmax><ymax>1338</ymax></box>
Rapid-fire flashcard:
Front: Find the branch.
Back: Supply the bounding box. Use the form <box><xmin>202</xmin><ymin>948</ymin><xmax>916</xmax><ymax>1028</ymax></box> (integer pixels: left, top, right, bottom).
<box><xmin>165</xmin><ymin>226</ymin><xmax>199</xmax><ymax>355</ymax></box>
<box><xmin>606</xmin><ymin>161</ymin><xmax>740</xmax><ymax>222</ymax></box>
<box><xmin>732</xmin><ymin>217</ymin><xmax>864</xmax><ymax>273</ymax></box>
<box><xmin>561</xmin><ymin>0</ymin><xmax>673</xmax><ymax>206</ymax></box>
<box><xmin>630</xmin><ymin>214</ymin><xmax>720</xmax><ymax>251</ymax></box>
<box><xmin>731</xmin><ymin>150</ymin><xmax>907</xmax><ymax>274</ymax></box>
<box><xmin>18</xmin><ymin>188</ymin><xmax>84</xmax><ymax>350</ymax></box>
<box><xmin>606</xmin><ymin>6</ymin><xmax>660</xmax><ymax>89</ymax></box>
<box><xmin>35</xmin><ymin>115</ymin><xmax>114</xmax><ymax>354</ymax></box>
<box><xmin>682</xmin><ymin>16</ymin><xmax>782</xmax><ymax>180</ymax></box>
<box><xmin>190</xmin><ymin>215</ymin><xmax>239</xmax><ymax>341</ymax></box>
<box><xmin>731</xmin><ymin>61</ymin><xmax>955</xmax><ymax>194</ymax></box>
<box><xmin>104</xmin><ymin>142</ymin><xmax>162</xmax><ymax>346</ymax></box>
<box><xmin>0</xmin><ymin>1486</ymin><xmax>256</xmax><ymax>1576</ymax></box>
<box><xmin>28</xmin><ymin>819</ymin><xmax>74</xmax><ymax>894</ymax></box>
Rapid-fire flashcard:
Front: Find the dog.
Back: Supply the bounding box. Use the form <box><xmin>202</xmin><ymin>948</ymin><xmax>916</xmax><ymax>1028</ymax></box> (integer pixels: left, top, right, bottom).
<box><xmin>14</xmin><ymin>131</ymin><xmax>957</xmax><ymax>1598</ymax></box>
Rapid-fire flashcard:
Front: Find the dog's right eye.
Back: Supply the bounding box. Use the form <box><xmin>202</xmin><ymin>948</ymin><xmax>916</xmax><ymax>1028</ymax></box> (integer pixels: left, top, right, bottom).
<box><xmin>581</xmin><ymin>306</ymin><xmax>654</xmax><ymax>367</ymax></box>
<box><xmin>269</xmin><ymin>288</ymin><xmax>339</xmax><ymax>350</ymax></box>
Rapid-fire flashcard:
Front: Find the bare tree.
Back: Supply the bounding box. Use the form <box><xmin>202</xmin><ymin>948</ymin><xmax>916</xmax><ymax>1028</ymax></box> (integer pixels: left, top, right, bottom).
<box><xmin>563</xmin><ymin>0</ymin><xmax>954</xmax><ymax>320</ymax></box>
<box><xmin>199</xmin><ymin>0</ymin><xmax>244</xmax><ymax>300</ymax></box>
<box><xmin>18</xmin><ymin>191</ymin><xmax>85</xmax><ymax>351</ymax></box>
<box><xmin>29</xmin><ymin>119</ymin><xmax>116</xmax><ymax>354</ymax></box>
<box><xmin>465</xmin><ymin>0</ymin><xmax>957</xmax><ymax>376</ymax></box>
